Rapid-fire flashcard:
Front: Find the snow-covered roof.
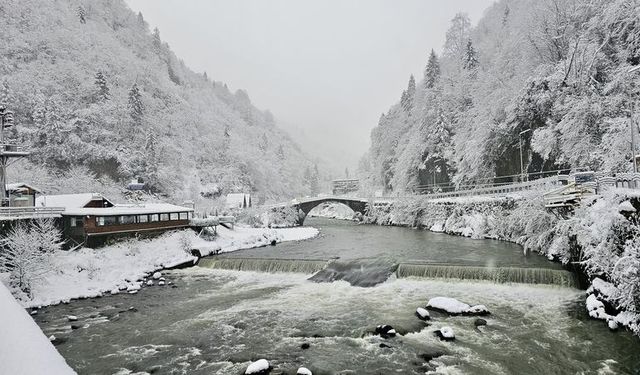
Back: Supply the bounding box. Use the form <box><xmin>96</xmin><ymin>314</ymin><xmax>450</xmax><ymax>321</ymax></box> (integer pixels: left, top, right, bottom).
<box><xmin>63</xmin><ymin>203</ymin><xmax>193</xmax><ymax>216</ymax></box>
<box><xmin>225</xmin><ymin>193</ymin><xmax>251</xmax><ymax>208</ymax></box>
<box><xmin>36</xmin><ymin>193</ymin><xmax>113</xmax><ymax>209</ymax></box>
<box><xmin>6</xmin><ymin>182</ymin><xmax>42</xmax><ymax>193</ymax></box>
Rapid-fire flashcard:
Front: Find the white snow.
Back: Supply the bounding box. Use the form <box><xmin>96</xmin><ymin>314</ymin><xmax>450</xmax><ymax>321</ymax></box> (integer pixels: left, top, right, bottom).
<box><xmin>297</xmin><ymin>367</ymin><xmax>313</xmax><ymax>375</ymax></box>
<box><xmin>245</xmin><ymin>359</ymin><xmax>270</xmax><ymax>374</ymax></box>
<box><xmin>416</xmin><ymin>307</ymin><xmax>430</xmax><ymax>319</ymax></box>
<box><xmin>2</xmin><ymin>225</ymin><xmax>318</xmax><ymax>308</ymax></box>
<box><xmin>467</xmin><ymin>305</ymin><xmax>489</xmax><ymax>315</ymax></box>
<box><xmin>152</xmin><ymin>272</ymin><xmax>162</xmax><ymax>279</ymax></box>
<box><xmin>618</xmin><ymin>200</ymin><xmax>636</xmax><ymax>213</ymax></box>
<box><xmin>438</xmin><ymin>326</ymin><xmax>455</xmax><ymax>339</ymax></box>
<box><xmin>427</xmin><ymin>297</ymin><xmax>471</xmax><ymax>314</ymax></box>
<box><xmin>0</xmin><ymin>282</ymin><xmax>76</xmax><ymax>374</ymax></box>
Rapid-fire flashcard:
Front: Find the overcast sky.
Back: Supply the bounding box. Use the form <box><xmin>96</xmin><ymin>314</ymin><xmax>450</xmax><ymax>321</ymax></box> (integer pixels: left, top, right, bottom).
<box><xmin>125</xmin><ymin>0</ymin><xmax>494</xmax><ymax>174</ymax></box>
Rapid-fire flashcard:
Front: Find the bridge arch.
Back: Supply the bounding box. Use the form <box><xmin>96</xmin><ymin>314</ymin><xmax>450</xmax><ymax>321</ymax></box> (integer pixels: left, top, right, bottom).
<box><xmin>293</xmin><ymin>197</ymin><xmax>368</xmax><ymax>225</ymax></box>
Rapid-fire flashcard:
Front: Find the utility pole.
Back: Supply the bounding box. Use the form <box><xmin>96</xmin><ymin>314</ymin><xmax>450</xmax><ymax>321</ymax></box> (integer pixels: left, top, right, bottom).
<box><xmin>519</xmin><ymin>129</ymin><xmax>531</xmax><ymax>182</ymax></box>
<box><xmin>0</xmin><ymin>106</ymin><xmax>12</xmax><ymax>205</ymax></box>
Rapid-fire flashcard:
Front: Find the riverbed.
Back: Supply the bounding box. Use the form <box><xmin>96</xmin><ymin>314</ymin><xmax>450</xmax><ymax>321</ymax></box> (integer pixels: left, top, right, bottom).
<box><xmin>34</xmin><ymin>218</ymin><xmax>640</xmax><ymax>374</ymax></box>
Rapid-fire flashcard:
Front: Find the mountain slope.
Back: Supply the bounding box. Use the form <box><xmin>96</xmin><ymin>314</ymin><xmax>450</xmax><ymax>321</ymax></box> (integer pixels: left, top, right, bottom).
<box><xmin>362</xmin><ymin>0</ymin><xmax>640</xmax><ymax>193</ymax></box>
<box><xmin>0</xmin><ymin>0</ymin><xmax>316</xmax><ymax>203</ymax></box>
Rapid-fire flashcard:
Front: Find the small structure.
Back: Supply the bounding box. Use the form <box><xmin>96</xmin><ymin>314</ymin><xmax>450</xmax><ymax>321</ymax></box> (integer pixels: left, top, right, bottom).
<box><xmin>37</xmin><ymin>193</ymin><xmax>194</xmax><ymax>246</ymax></box>
<box><xmin>6</xmin><ymin>183</ymin><xmax>41</xmax><ymax>207</ymax></box>
<box><xmin>331</xmin><ymin>179</ymin><xmax>359</xmax><ymax>195</ymax></box>
<box><xmin>126</xmin><ymin>177</ymin><xmax>147</xmax><ymax>191</ymax></box>
<box><xmin>225</xmin><ymin>193</ymin><xmax>252</xmax><ymax>209</ymax></box>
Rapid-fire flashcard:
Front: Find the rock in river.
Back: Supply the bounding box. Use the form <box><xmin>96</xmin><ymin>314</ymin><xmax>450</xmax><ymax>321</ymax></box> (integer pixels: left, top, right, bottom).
<box><xmin>434</xmin><ymin>326</ymin><xmax>455</xmax><ymax>341</ymax></box>
<box><xmin>375</xmin><ymin>324</ymin><xmax>397</xmax><ymax>338</ymax></box>
<box><xmin>245</xmin><ymin>359</ymin><xmax>270</xmax><ymax>374</ymax></box>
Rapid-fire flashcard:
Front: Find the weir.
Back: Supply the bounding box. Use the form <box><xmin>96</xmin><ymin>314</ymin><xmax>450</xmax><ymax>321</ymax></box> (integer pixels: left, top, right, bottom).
<box><xmin>198</xmin><ymin>257</ymin><xmax>329</xmax><ymax>274</ymax></box>
<box><xmin>396</xmin><ymin>263</ymin><xmax>579</xmax><ymax>288</ymax></box>
<box><xmin>197</xmin><ymin>257</ymin><xmax>579</xmax><ymax>288</ymax></box>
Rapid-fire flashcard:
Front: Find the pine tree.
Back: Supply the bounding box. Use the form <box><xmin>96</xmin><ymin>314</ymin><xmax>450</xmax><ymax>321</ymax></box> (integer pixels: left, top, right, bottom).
<box><xmin>203</xmin><ymin>71</ymin><xmax>208</xmax><ymax>81</ymax></box>
<box><xmin>401</xmin><ymin>75</ymin><xmax>416</xmax><ymax>112</ymax></box>
<box><xmin>277</xmin><ymin>144</ymin><xmax>285</xmax><ymax>160</ymax></box>
<box><xmin>502</xmin><ymin>4</ymin><xmax>510</xmax><ymax>26</ymax></box>
<box><xmin>128</xmin><ymin>83</ymin><xmax>143</xmax><ymax>125</ymax></box>
<box><xmin>259</xmin><ymin>133</ymin><xmax>269</xmax><ymax>152</ymax></box>
<box><xmin>310</xmin><ymin>163</ymin><xmax>320</xmax><ymax>195</ymax></box>
<box><xmin>144</xmin><ymin>129</ymin><xmax>159</xmax><ymax>187</ymax></box>
<box><xmin>77</xmin><ymin>6</ymin><xmax>86</xmax><ymax>24</ymax></box>
<box><xmin>32</xmin><ymin>94</ymin><xmax>46</xmax><ymax>128</ymax></box>
<box><xmin>152</xmin><ymin>27</ymin><xmax>161</xmax><ymax>49</ymax></box>
<box><xmin>94</xmin><ymin>71</ymin><xmax>109</xmax><ymax>101</ymax></box>
<box><xmin>424</xmin><ymin>49</ymin><xmax>441</xmax><ymax>89</ymax></box>
<box><xmin>463</xmin><ymin>39</ymin><xmax>479</xmax><ymax>71</ymax></box>
<box><xmin>137</xmin><ymin>11</ymin><xmax>145</xmax><ymax>25</ymax></box>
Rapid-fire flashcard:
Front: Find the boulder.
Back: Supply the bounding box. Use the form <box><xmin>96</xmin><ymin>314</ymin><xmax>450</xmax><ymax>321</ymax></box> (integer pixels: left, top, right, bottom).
<box><xmin>474</xmin><ymin>318</ymin><xmax>487</xmax><ymax>327</ymax></box>
<box><xmin>375</xmin><ymin>325</ymin><xmax>397</xmax><ymax>338</ymax></box>
<box><xmin>158</xmin><ymin>281</ymin><xmax>165</xmax><ymax>286</ymax></box>
<box><xmin>300</xmin><ymin>343</ymin><xmax>310</xmax><ymax>350</ymax></box>
<box><xmin>608</xmin><ymin>320</ymin><xmax>618</xmax><ymax>331</ymax></box>
<box><xmin>245</xmin><ymin>359</ymin><xmax>270</xmax><ymax>374</ymax></box>
<box><xmin>67</xmin><ymin>315</ymin><xmax>78</xmax><ymax>322</ymax></box>
<box><xmin>418</xmin><ymin>348</ymin><xmax>447</xmax><ymax>362</ymax></box>
<box><xmin>434</xmin><ymin>326</ymin><xmax>455</xmax><ymax>341</ymax></box>
<box><xmin>152</xmin><ymin>272</ymin><xmax>162</xmax><ymax>280</ymax></box>
<box><xmin>427</xmin><ymin>297</ymin><xmax>490</xmax><ymax>316</ymax></box>
<box><xmin>297</xmin><ymin>367</ymin><xmax>312</xmax><ymax>375</ymax></box>
<box><xmin>415</xmin><ymin>307</ymin><xmax>430</xmax><ymax>321</ymax></box>
<box><xmin>70</xmin><ymin>324</ymin><xmax>81</xmax><ymax>330</ymax></box>
<box><xmin>146</xmin><ymin>280</ymin><xmax>153</xmax><ymax>286</ymax></box>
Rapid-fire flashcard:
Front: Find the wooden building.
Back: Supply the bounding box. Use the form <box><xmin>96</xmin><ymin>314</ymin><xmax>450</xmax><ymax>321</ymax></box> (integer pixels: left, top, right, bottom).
<box><xmin>36</xmin><ymin>193</ymin><xmax>194</xmax><ymax>247</ymax></box>
<box><xmin>6</xmin><ymin>183</ymin><xmax>41</xmax><ymax>207</ymax></box>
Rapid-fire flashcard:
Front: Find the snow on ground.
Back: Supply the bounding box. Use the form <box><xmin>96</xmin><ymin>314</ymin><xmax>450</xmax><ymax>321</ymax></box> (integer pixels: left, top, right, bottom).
<box><xmin>0</xmin><ymin>282</ymin><xmax>76</xmax><ymax>374</ymax></box>
<box><xmin>2</xmin><ymin>225</ymin><xmax>318</xmax><ymax>308</ymax></box>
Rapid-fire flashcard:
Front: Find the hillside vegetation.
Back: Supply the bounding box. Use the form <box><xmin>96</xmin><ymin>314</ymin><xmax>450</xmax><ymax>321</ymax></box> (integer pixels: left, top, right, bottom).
<box><xmin>361</xmin><ymin>0</ymin><xmax>640</xmax><ymax>192</ymax></box>
<box><xmin>0</xmin><ymin>0</ymin><xmax>319</xmax><ymax>204</ymax></box>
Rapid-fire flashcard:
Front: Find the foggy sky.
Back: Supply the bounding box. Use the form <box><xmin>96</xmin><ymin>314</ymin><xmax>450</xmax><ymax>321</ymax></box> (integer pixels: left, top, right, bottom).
<box><xmin>124</xmin><ymin>0</ymin><xmax>495</xmax><ymax>174</ymax></box>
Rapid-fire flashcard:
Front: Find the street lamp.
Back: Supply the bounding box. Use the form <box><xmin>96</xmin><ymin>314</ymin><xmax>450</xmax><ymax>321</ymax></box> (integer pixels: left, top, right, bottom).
<box><xmin>629</xmin><ymin>66</ymin><xmax>640</xmax><ymax>174</ymax></box>
<box><xmin>519</xmin><ymin>129</ymin><xmax>531</xmax><ymax>182</ymax></box>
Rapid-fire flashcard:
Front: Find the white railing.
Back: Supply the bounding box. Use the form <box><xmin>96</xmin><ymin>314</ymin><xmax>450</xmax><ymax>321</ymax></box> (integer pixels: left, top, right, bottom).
<box><xmin>0</xmin><ymin>206</ymin><xmax>65</xmax><ymax>219</ymax></box>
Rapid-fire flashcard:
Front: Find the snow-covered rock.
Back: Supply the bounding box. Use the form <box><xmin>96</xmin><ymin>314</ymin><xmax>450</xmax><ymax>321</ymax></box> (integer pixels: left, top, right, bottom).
<box><xmin>158</xmin><ymin>281</ymin><xmax>165</xmax><ymax>286</ymax></box>
<box><xmin>375</xmin><ymin>324</ymin><xmax>397</xmax><ymax>338</ymax></box>
<box><xmin>435</xmin><ymin>326</ymin><xmax>455</xmax><ymax>341</ymax></box>
<box><xmin>67</xmin><ymin>315</ymin><xmax>78</xmax><ymax>322</ymax></box>
<box><xmin>426</xmin><ymin>297</ymin><xmax>490</xmax><ymax>316</ymax></box>
<box><xmin>146</xmin><ymin>280</ymin><xmax>153</xmax><ymax>286</ymax></box>
<box><xmin>110</xmin><ymin>288</ymin><xmax>119</xmax><ymax>295</ymax></box>
<box><xmin>427</xmin><ymin>297</ymin><xmax>470</xmax><ymax>314</ymax></box>
<box><xmin>245</xmin><ymin>359</ymin><xmax>270</xmax><ymax>374</ymax></box>
<box><xmin>152</xmin><ymin>272</ymin><xmax>162</xmax><ymax>280</ymax></box>
<box><xmin>608</xmin><ymin>320</ymin><xmax>618</xmax><ymax>330</ymax></box>
<box><xmin>416</xmin><ymin>307</ymin><xmax>430</xmax><ymax>320</ymax></box>
<box><xmin>297</xmin><ymin>367</ymin><xmax>313</xmax><ymax>375</ymax></box>
<box><xmin>0</xmin><ymin>283</ymin><xmax>76</xmax><ymax>374</ymax></box>
<box><xmin>618</xmin><ymin>200</ymin><xmax>636</xmax><ymax>213</ymax></box>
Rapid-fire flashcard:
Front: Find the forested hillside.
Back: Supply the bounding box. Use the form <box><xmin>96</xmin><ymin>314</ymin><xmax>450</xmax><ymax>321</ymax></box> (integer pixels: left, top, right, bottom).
<box><xmin>361</xmin><ymin>0</ymin><xmax>640</xmax><ymax>193</ymax></box>
<box><xmin>0</xmin><ymin>0</ymin><xmax>320</xmax><ymax>204</ymax></box>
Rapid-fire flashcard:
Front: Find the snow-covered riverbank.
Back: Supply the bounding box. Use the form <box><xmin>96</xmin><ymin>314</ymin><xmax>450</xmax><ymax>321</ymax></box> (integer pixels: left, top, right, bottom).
<box><xmin>0</xmin><ymin>282</ymin><xmax>76</xmax><ymax>374</ymax></box>
<box><xmin>1</xmin><ymin>226</ymin><xmax>318</xmax><ymax>309</ymax></box>
<box><xmin>364</xmin><ymin>189</ymin><xmax>640</xmax><ymax>336</ymax></box>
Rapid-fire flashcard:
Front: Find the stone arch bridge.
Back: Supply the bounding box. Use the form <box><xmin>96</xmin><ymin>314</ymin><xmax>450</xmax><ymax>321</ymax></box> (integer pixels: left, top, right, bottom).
<box><xmin>273</xmin><ymin>196</ymin><xmax>370</xmax><ymax>225</ymax></box>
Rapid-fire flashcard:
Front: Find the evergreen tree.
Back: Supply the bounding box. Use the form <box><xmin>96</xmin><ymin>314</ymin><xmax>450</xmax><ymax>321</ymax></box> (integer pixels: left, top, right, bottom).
<box><xmin>94</xmin><ymin>71</ymin><xmax>109</xmax><ymax>101</ymax></box>
<box><xmin>502</xmin><ymin>4</ymin><xmax>510</xmax><ymax>26</ymax></box>
<box><xmin>128</xmin><ymin>83</ymin><xmax>144</xmax><ymax>126</ymax></box>
<box><xmin>259</xmin><ymin>133</ymin><xmax>269</xmax><ymax>152</ymax></box>
<box><xmin>137</xmin><ymin>11</ymin><xmax>144</xmax><ymax>25</ymax></box>
<box><xmin>144</xmin><ymin>129</ymin><xmax>158</xmax><ymax>186</ymax></box>
<box><xmin>152</xmin><ymin>27</ymin><xmax>161</xmax><ymax>49</ymax></box>
<box><xmin>203</xmin><ymin>71</ymin><xmax>208</xmax><ymax>81</ymax></box>
<box><xmin>463</xmin><ymin>39</ymin><xmax>479</xmax><ymax>71</ymax></box>
<box><xmin>77</xmin><ymin>6</ymin><xmax>86</xmax><ymax>24</ymax></box>
<box><xmin>32</xmin><ymin>94</ymin><xmax>46</xmax><ymax>128</ymax></box>
<box><xmin>277</xmin><ymin>144</ymin><xmax>285</xmax><ymax>160</ymax></box>
<box><xmin>424</xmin><ymin>49</ymin><xmax>441</xmax><ymax>89</ymax></box>
<box><xmin>310</xmin><ymin>163</ymin><xmax>320</xmax><ymax>195</ymax></box>
<box><xmin>401</xmin><ymin>75</ymin><xmax>416</xmax><ymax>112</ymax></box>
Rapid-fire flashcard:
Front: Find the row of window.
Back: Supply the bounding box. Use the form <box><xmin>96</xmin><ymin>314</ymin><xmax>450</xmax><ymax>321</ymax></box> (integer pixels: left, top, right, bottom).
<box><xmin>69</xmin><ymin>212</ymin><xmax>192</xmax><ymax>227</ymax></box>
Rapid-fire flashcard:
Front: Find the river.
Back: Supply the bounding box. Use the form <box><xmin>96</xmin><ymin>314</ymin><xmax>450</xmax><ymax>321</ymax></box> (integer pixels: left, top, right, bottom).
<box><xmin>34</xmin><ymin>218</ymin><xmax>640</xmax><ymax>374</ymax></box>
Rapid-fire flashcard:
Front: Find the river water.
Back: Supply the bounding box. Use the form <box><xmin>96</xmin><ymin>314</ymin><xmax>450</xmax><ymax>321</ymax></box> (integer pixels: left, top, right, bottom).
<box><xmin>34</xmin><ymin>218</ymin><xmax>640</xmax><ymax>374</ymax></box>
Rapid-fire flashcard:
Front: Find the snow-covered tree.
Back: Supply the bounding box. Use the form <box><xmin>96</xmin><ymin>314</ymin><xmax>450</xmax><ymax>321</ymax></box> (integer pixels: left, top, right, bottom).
<box><xmin>463</xmin><ymin>39</ymin><xmax>478</xmax><ymax>71</ymax></box>
<box><xmin>444</xmin><ymin>13</ymin><xmax>471</xmax><ymax>60</ymax></box>
<box><xmin>128</xmin><ymin>83</ymin><xmax>143</xmax><ymax>126</ymax></box>
<box><xmin>94</xmin><ymin>71</ymin><xmax>109</xmax><ymax>101</ymax></box>
<box><xmin>0</xmin><ymin>219</ymin><xmax>63</xmax><ymax>298</ymax></box>
<box><xmin>401</xmin><ymin>75</ymin><xmax>416</xmax><ymax>112</ymax></box>
<box><xmin>77</xmin><ymin>6</ymin><xmax>86</xmax><ymax>24</ymax></box>
<box><xmin>424</xmin><ymin>50</ymin><xmax>440</xmax><ymax>89</ymax></box>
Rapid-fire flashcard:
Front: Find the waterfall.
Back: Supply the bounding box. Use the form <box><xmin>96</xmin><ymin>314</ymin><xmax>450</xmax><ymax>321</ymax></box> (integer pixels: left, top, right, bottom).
<box><xmin>308</xmin><ymin>258</ymin><xmax>398</xmax><ymax>287</ymax></box>
<box><xmin>198</xmin><ymin>257</ymin><xmax>329</xmax><ymax>274</ymax></box>
<box><xmin>396</xmin><ymin>263</ymin><xmax>579</xmax><ymax>288</ymax></box>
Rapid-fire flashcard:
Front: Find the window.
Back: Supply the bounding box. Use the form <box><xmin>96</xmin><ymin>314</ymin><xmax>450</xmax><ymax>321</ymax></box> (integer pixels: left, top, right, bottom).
<box><xmin>97</xmin><ymin>216</ymin><xmax>117</xmax><ymax>226</ymax></box>
<box><xmin>160</xmin><ymin>213</ymin><xmax>169</xmax><ymax>221</ymax></box>
<box><xmin>70</xmin><ymin>217</ymin><xmax>82</xmax><ymax>227</ymax></box>
<box><xmin>170</xmin><ymin>213</ymin><xmax>179</xmax><ymax>221</ymax></box>
<box><xmin>179</xmin><ymin>212</ymin><xmax>188</xmax><ymax>220</ymax></box>
<box><xmin>138</xmin><ymin>215</ymin><xmax>148</xmax><ymax>223</ymax></box>
<box><xmin>150</xmin><ymin>214</ymin><xmax>159</xmax><ymax>222</ymax></box>
<box><xmin>120</xmin><ymin>215</ymin><xmax>135</xmax><ymax>225</ymax></box>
